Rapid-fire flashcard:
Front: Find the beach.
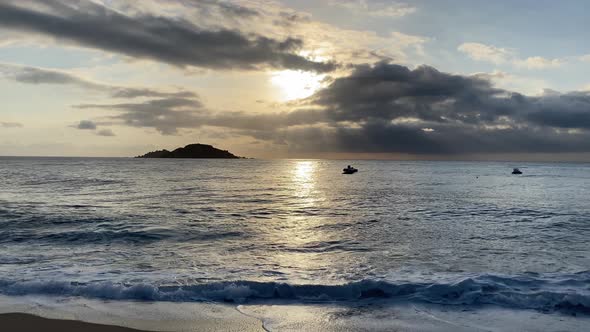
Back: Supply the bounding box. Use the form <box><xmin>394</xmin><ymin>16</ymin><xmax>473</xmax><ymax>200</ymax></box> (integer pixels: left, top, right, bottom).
<box><xmin>0</xmin><ymin>295</ymin><xmax>265</xmax><ymax>332</ymax></box>
<box><xmin>0</xmin><ymin>313</ymin><xmax>146</xmax><ymax>332</ymax></box>
<box><xmin>1</xmin><ymin>297</ymin><xmax>588</xmax><ymax>332</ymax></box>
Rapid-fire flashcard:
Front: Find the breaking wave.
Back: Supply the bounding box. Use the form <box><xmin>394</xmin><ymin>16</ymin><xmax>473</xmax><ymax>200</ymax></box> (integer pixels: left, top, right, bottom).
<box><xmin>1</xmin><ymin>272</ymin><xmax>589</xmax><ymax>314</ymax></box>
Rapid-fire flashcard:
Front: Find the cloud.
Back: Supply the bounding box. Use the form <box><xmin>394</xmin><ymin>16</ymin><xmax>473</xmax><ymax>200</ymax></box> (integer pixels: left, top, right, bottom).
<box><xmin>458</xmin><ymin>43</ymin><xmax>513</xmax><ymax>65</ymax></box>
<box><xmin>524</xmin><ymin>92</ymin><xmax>590</xmax><ymax>129</ymax></box>
<box><xmin>0</xmin><ymin>0</ymin><xmax>430</xmax><ymax>70</ymax></box>
<box><xmin>472</xmin><ymin>70</ymin><xmax>549</xmax><ymax>95</ymax></box>
<box><xmin>328</xmin><ymin>1</ymin><xmax>416</xmax><ymax>17</ymax></box>
<box><xmin>75</xmin><ymin>97</ymin><xmax>205</xmax><ymax>135</ymax></box>
<box><xmin>74</xmin><ymin>61</ymin><xmax>590</xmax><ymax>155</ymax></box>
<box><xmin>75</xmin><ymin>94</ymin><xmax>332</xmax><ymax>136</ymax></box>
<box><xmin>294</xmin><ymin>62</ymin><xmax>590</xmax><ymax>154</ymax></box>
<box><xmin>516</xmin><ymin>56</ymin><xmax>563</xmax><ymax>69</ymax></box>
<box><xmin>246</xmin><ymin>62</ymin><xmax>590</xmax><ymax>154</ymax></box>
<box><xmin>7</xmin><ymin>66</ymin><xmax>90</xmax><ymax>85</ymax></box>
<box><xmin>0</xmin><ymin>63</ymin><xmax>196</xmax><ymax>99</ymax></box>
<box><xmin>458</xmin><ymin>42</ymin><xmax>564</xmax><ymax>69</ymax></box>
<box><xmin>96</xmin><ymin>129</ymin><xmax>116</xmax><ymax>137</ymax></box>
<box><xmin>0</xmin><ymin>1</ymin><xmax>335</xmax><ymax>72</ymax></box>
<box><xmin>72</xmin><ymin>119</ymin><xmax>115</xmax><ymax>137</ymax></box>
<box><xmin>76</xmin><ymin>120</ymin><xmax>97</xmax><ymax>130</ymax></box>
<box><xmin>187</xmin><ymin>0</ymin><xmax>261</xmax><ymax>18</ymax></box>
<box><xmin>1</xmin><ymin>122</ymin><xmax>23</xmax><ymax>128</ymax></box>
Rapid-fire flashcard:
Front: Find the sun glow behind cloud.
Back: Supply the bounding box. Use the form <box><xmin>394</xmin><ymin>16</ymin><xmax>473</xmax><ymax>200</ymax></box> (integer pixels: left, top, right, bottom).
<box><xmin>271</xmin><ymin>70</ymin><xmax>326</xmax><ymax>101</ymax></box>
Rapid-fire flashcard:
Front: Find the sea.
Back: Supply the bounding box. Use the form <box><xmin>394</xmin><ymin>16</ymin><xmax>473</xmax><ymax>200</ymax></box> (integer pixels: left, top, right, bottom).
<box><xmin>0</xmin><ymin>157</ymin><xmax>589</xmax><ymax>331</ymax></box>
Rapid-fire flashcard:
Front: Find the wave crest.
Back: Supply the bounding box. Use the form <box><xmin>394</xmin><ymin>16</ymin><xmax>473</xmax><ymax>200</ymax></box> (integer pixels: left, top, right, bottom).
<box><xmin>1</xmin><ymin>272</ymin><xmax>589</xmax><ymax>314</ymax></box>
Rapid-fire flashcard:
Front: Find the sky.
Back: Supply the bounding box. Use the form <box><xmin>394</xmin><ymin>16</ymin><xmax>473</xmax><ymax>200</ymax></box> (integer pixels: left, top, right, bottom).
<box><xmin>0</xmin><ymin>0</ymin><xmax>589</xmax><ymax>160</ymax></box>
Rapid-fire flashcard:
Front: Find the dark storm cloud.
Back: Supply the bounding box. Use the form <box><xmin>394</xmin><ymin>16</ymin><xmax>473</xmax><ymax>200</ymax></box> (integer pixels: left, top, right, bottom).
<box><xmin>242</xmin><ymin>62</ymin><xmax>590</xmax><ymax>154</ymax></box>
<box><xmin>310</xmin><ymin>62</ymin><xmax>511</xmax><ymax>124</ymax></box>
<box><xmin>96</xmin><ymin>129</ymin><xmax>116</xmax><ymax>137</ymax></box>
<box><xmin>75</xmin><ymin>120</ymin><xmax>97</xmax><ymax>130</ymax></box>
<box><xmin>234</xmin><ymin>121</ymin><xmax>590</xmax><ymax>155</ymax></box>
<box><xmin>75</xmin><ymin>61</ymin><xmax>590</xmax><ymax>155</ymax></box>
<box><xmin>0</xmin><ymin>64</ymin><xmax>197</xmax><ymax>99</ymax></box>
<box><xmin>524</xmin><ymin>92</ymin><xmax>590</xmax><ymax>129</ymax></box>
<box><xmin>0</xmin><ymin>1</ymin><xmax>334</xmax><ymax>72</ymax></box>
<box><xmin>236</xmin><ymin>122</ymin><xmax>443</xmax><ymax>153</ymax></box>
<box><xmin>310</xmin><ymin>62</ymin><xmax>590</xmax><ymax>133</ymax></box>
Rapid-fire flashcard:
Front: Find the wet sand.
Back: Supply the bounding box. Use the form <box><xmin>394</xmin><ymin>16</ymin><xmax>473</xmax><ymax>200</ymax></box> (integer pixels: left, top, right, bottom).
<box><xmin>0</xmin><ymin>313</ymin><xmax>148</xmax><ymax>332</ymax></box>
<box><xmin>0</xmin><ymin>295</ymin><xmax>265</xmax><ymax>332</ymax></box>
<box><xmin>2</xmin><ymin>301</ymin><xmax>589</xmax><ymax>332</ymax></box>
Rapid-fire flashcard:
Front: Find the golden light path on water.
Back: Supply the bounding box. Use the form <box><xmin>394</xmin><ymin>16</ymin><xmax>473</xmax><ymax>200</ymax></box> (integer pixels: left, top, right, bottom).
<box><xmin>293</xmin><ymin>160</ymin><xmax>315</xmax><ymax>197</ymax></box>
<box><xmin>268</xmin><ymin>160</ymin><xmax>331</xmax><ymax>281</ymax></box>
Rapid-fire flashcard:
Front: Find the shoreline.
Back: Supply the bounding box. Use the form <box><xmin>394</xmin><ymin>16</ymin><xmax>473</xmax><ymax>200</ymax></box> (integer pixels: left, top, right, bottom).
<box><xmin>0</xmin><ymin>295</ymin><xmax>265</xmax><ymax>332</ymax></box>
<box><xmin>0</xmin><ymin>295</ymin><xmax>588</xmax><ymax>332</ymax></box>
<box><xmin>0</xmin><ymin>313</ymin><xmax>148</xmax><ymax>332</ymax></box>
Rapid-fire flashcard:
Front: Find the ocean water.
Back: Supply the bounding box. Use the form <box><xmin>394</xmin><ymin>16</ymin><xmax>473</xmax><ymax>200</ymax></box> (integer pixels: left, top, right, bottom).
<box><xmin>1</xmin><ymin>157</ymin><xmax>589</xmax><ymax>329</ymax></box>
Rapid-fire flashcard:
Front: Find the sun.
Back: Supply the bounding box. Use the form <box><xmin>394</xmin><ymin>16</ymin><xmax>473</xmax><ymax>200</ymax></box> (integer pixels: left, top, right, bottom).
<box><xmin>271</xmin><ymin>70</ymin><xmax>325</xmax><ymax>101</ymax></box>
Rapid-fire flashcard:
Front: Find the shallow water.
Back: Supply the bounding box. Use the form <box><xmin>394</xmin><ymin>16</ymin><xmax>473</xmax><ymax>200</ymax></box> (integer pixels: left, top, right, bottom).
<box><xmin>0</xmin><ymin>157</ymin><xmax>589</xmax><ymax>316</ymax></box>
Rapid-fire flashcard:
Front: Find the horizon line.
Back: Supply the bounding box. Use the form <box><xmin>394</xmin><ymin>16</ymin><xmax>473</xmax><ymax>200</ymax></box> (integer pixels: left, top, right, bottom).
<box><xmin>1</xmin><ymin>155</ymin><xmax>590</xmax><ymax>163</ymax></box>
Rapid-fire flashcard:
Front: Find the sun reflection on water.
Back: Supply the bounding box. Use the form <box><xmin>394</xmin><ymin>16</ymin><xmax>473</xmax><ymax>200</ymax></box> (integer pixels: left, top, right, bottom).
<box><xmin>294</xmin><ymin>160</ymin><xmax>314</xmax><ymax>185</ymax></box>
<box><xmin>292</xmin><ymin>161</ymin><xmax>318</xmax><ymax>203</ymax></box>
<box><xmin>269</xmin><ymin>160</ymin><xmax>330</xmax><ymax>281</ymax></box>
<box><xmin>259</xmin><ymin>160</ymin><xmax>350</xmax><ymax>283</ymax></box>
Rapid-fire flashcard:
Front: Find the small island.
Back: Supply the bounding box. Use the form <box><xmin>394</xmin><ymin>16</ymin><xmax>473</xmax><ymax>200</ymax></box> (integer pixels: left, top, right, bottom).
<box><xmin>136</xmin><ymin>143</ymin><xmax>243</xmax><ymax>159</ymax></box>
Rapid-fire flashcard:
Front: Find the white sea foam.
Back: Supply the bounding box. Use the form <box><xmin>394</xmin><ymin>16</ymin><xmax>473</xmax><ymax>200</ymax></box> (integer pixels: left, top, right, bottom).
<box><xmin>0</xmin><ymin>272</ymin><xmax>589</xmax><ymax>314</ymax></box>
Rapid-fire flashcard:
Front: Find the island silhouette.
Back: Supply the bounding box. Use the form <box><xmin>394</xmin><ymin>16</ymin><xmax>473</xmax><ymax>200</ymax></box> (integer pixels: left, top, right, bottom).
<box><xmin>136</xmin><ymin>144</ymin><xmax>243</xmax><ymax>159</ymax></box>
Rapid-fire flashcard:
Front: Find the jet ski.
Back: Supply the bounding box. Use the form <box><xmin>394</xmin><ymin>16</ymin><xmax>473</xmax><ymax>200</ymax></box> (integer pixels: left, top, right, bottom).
<box><xmin>343</xmin><ymin>165</ymin><xmax>358</xmax><ymax>174</ymax></box>
<box><xmin>512</xmin><ymin>168</ymin><xmax>522</xmax><ymax>174</ymax></box>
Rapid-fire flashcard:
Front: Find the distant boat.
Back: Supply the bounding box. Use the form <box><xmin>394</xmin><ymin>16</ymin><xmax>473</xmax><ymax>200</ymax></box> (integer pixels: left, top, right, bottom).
<box><xmin>343</xmin><ymin>165</ymin><xmax>358</xmax><ymax>174</ymax></box>
<box><xmin>512</xmin><ymin>168</ymin><xmax>522</xmax><ymax>175</ymax></box>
